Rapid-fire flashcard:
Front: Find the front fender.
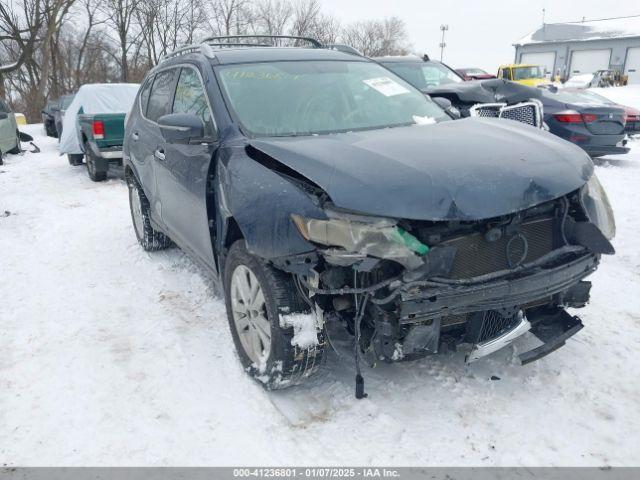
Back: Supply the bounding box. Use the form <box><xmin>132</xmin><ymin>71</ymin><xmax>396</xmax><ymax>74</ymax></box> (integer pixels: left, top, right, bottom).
<box><xmin>217</xmin><ymin>147</ymin><xmax>327</xmax><ymax>259</ymax></box>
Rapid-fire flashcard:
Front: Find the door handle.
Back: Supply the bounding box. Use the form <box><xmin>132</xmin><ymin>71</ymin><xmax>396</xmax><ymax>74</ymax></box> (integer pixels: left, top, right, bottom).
<box><xmin>154</xmin><ymin>148</ymin><xmax>165</xmax><ymax>161</ymax></box>
<box><xmin>131</xmin><ymin>131</ymin><xmax>139</xmax><ymax>141</ymax></box>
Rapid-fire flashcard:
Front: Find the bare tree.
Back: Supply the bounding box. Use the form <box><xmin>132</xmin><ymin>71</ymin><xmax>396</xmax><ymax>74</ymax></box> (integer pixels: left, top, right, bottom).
<box><xmin>0</xmin><ymin>0</ymin><xmax>42</xmax><ymax>98</ymax></box>
<box><xmin>71</xmin><ymin>0</ymin><xmax>108</xmax><ymax>89</ymax></box>
<box><xmin>288</xmin><ymin>0</ymin><xmax>340</xmax><ymax>44</ymax></box>
<box><xmin>101</xmin><ymin>0</ymin><xmax>141</xmax><ymax>82</ymax></box>
<box><xmin>36</xmin><ymin>0</ymin><xmax>77</xmax><ymax>105</ymax></box>
<box><xmin>1</xmin><ymin>0</ymin><xmax>412</xmax><ymax>120</ymax></box>
<box><xmin>137</xmin><ymin>0</ymin><xmax>192</xmax><ymax>65</ymax></box>
<box><xmin>340</xmin><ymin>16</ymin><xmax>409</xmax><ymax>56</ymax></box>
<box><xmin>251</xmin><ymin>0</ymin><xmax>292</xmax><ymax>36</ymax></box>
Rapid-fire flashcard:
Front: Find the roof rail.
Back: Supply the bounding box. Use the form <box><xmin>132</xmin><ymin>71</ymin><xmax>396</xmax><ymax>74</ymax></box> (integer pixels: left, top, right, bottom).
<box><xmin>201</xmin><ymin>35</ymin><xmax>322</xmax><ymax>49</ymax></box>
<box><xmin>324</xmin><ymin>44</ymin><xmax>363</xmax><ymax>56</ymax></box>
<box><xmin>159</xmin><ymin>35</ymin><xmax>363</xmax><ymax>64</ymax></box>
<box><xmin>159</xmin><ymin>44</ymin><xmax>216</xmax><ymax>62</ymax></box>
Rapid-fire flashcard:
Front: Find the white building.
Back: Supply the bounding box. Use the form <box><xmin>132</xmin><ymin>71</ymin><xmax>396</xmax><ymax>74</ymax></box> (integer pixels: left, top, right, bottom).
<box><xmin>514</xmin><ymin>15</ymin><xmax>640</xmax><ymax>83</ymax></box>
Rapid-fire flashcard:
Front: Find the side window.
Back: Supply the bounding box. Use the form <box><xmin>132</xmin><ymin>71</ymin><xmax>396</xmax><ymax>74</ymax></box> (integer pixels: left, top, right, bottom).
<box><xmin>139</xmin><ymin>75</ymin><xmax>154</xmax><ymax>116</ymax></box>
<box><xmin>147</xmin><ymin>69</ymin><xmax>177</xmax><ymax>122</ymax></box>
<box><xmin>0</xmin><ymin>99</ymin><xmax>9</xmax><ymax>113</ymax></box>
<box><xmin>172</xmin><ymin>67</ymin><xmax>215</xmax><ymax>137</ymax></box>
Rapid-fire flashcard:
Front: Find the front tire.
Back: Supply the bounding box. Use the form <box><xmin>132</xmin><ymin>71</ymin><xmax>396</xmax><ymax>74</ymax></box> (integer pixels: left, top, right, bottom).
<box><xmin>127</xmin><ymin>176</ymin><xmax>172</xmax><ymax>251</ymax></box>
<box><xmin>224</xmin><ymin>241</ymin><xmax>325</xmax><ymax>390</ymax></box>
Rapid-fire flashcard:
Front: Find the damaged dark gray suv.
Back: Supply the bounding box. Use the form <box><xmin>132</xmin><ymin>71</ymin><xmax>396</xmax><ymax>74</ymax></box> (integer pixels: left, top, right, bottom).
<box><xmin>123</xmin><ymin>36</ymin><xmax>615</xmax><ymax>396</ymax></box>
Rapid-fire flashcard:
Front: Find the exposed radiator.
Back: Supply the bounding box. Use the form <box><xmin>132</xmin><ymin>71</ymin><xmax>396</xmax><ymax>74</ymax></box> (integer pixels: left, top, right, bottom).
<box><xmin>440</xmin><ymin>217</ymin><xmax>555</xmax><ymax>279</ymax></box>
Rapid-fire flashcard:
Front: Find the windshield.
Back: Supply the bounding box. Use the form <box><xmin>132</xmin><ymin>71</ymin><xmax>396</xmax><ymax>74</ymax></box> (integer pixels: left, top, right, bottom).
<box><xmin>217</xmin><ymin>60</ymin><xmax>448</xmax><ymax>137</ymax></box>
<box><xmin>513</xmin><ymin>66</ymin><xmax>543</xmax><ymax>80</ymax></box>
<box><xmin>382</xmin><ymin>61</ymin><xmax>462</xmax><ymax>89</ymax></box>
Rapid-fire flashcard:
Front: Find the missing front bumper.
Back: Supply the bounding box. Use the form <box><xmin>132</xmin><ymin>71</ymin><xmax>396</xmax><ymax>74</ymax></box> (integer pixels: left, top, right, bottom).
<box><xmin>519</xmin><ymin>309</ymin><xmax>584</xmax><ymax>365</ymax></box>
<box><xmin>399</xmin><ymin>251</ymin><xmax>598</xmax><ymax>324</ymax></box>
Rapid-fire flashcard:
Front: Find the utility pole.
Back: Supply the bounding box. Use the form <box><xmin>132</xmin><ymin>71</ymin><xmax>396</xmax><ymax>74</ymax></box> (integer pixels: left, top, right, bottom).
<box><xmin>439</xmin><ymin>24</ymin><xmax>449</xmax><ymax>62</ymax></box>
<box><xmin>542</xmin><ymin>8</ymin><xmax>546</xmax><ymax>24</ymax></box>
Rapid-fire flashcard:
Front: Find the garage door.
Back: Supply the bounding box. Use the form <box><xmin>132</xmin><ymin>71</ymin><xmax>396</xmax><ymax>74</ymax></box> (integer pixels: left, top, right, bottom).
<box><xmin>625</xmin><ymin>47</ymin><xmax>640</xmax><ymax>85</ymax></box>
<box><xmin>569</xmin><ymin>49</ymin><xmax>611</xmax><ymax>76</ymax></box>
<box><xmin>520</xmin><ymin>52</ymin><xmax>556</xmax><ymax>77</ymax></box>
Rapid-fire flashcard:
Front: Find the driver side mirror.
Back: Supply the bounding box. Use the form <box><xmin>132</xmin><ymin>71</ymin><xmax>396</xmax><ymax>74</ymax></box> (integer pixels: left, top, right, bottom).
<box><xmin>431</xmin><ymin>96</ymin><xmax>461</xmax><ymax>119</ymax></box>
<box><xmin>158</xmin><ymin>113</ymin><xmax>205</xmax><ymax>144</ymax></box>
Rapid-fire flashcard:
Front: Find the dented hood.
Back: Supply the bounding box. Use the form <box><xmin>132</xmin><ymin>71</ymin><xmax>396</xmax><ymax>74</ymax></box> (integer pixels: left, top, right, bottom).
<box><xmin>248</xmin><ymin>118</ymin><xmax>593</xmax><ymax>221</ymax></box>
<box><xmin>424</xmin><ymin>78</ymin><xmax>543</xmax><ymax>105</ymax></box>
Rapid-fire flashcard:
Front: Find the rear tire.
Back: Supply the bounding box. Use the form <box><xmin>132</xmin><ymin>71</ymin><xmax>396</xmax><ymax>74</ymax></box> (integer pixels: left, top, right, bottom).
<box><xmin>86</xmin><ymin>150</ymin><xmax>107</xmax><ymax>182</ymax></box>
<box><xmin>224</xmin><ymin>240</ymin><xmax>325</xmax><ymax>390</ymax></box>
<box><xmin>127</xmin><ymin>176</ymin><xmax>172</xmax><ymax>251</ymax></box>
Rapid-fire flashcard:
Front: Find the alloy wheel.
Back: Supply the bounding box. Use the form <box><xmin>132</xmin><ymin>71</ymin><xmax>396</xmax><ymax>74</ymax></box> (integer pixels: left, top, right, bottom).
<box><xmin>230</xmin><ymin>265</ymin><xmax>271</xmax><ymax>365</ymax></box>
<box><xmin>130</xmin><ymin>185</ymin><xmax>145</xmax><ymax>239</ymax></box>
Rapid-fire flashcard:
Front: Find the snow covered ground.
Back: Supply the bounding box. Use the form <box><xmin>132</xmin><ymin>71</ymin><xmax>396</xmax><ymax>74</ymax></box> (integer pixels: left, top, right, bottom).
<box><xmin>590</xmin><ymin>85</ymin><xmax>640</xmax><ymax>110</ymax></box>
<box><xmin>1</xmin><ymin>123</ymin><xmax>640</xmax><ymax>467</ymax></box>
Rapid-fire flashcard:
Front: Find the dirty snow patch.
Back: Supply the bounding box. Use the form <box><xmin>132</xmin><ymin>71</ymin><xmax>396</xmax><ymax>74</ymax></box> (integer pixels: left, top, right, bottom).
<box><xmin>279</xmin><ymin>312</ymin><xmax>318</xmax><ymax>349</ymax></box>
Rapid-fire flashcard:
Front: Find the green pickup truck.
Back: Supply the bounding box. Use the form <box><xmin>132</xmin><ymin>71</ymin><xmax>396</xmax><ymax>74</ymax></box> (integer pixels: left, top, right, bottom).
<box><xmin>68</xmin><ymin>111</ymin><xmax>128</xmax><ymax>181</ymax></box>
<box><xmin>60</xmin><ymin>83</ymin><xmax>140</xmax><ymax>182</ymax></box>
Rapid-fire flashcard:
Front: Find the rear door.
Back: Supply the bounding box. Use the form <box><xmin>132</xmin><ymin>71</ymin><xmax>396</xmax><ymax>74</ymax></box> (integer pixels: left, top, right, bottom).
<box><xmin>127</xmin><ymin>75</ymin><xmax>154</xmax><ymax>193</ymax></box>
<box><xmin>141</xmin><ymin>68</ymin><xmax>179</xmax><ymax>221</ymax></box>
<box><xmin>155</xmin><ymin>65</ymin><xmax>217</xmax><ymax>268</ymax></box>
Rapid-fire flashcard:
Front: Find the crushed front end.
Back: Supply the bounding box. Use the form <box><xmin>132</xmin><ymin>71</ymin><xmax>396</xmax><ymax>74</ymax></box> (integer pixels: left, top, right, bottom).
<box><xmin>276</xmin><ymin>174</ymin><xmax>615</xmax><ymax>367</ymax></box>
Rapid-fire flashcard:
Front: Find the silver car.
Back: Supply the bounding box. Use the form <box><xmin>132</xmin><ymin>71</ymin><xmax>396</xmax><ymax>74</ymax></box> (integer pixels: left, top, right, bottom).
<box><xmin>0</xmin><ymin>98</ymin><xmax>19</xmax><ymax>160</ymax></box>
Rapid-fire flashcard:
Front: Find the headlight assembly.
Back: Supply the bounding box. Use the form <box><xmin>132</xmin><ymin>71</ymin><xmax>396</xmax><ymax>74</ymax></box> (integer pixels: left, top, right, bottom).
<box><xmin>291</xmin><ymin>212</ymin><xmax>429</xmax><ymax>269</ymax></box>
<box><xmin>581</xmin><ymin>174</ymin><xmax>616</xmax><ymax>240</ymax></box>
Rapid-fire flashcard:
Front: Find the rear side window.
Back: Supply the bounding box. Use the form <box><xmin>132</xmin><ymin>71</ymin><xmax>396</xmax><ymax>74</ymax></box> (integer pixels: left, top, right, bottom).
<box><xmin>139</xmin><ymin>76</ymin><xmax>154</xmax><ymax>116</ymax></box>
<box><xmin>147</xmin><ymin>69</ymin><xmax>177</xmax><ymax>122</ymax></box>
<box><xmin>0</xmin><ymin>99</ymin><xmax>9</xmax><ymax>113</ymax></box>
<box><xmin>172</xmin><ymin>67</ymin><xmax>215</xmax><ymax>136</ymax></box>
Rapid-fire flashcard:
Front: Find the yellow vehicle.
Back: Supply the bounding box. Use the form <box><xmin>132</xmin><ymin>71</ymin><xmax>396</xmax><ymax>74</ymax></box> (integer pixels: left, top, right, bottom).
<box><xmin>497</xmin><ymin>64</ymin><xmax>549</xmax><ymax>87</ymax></box>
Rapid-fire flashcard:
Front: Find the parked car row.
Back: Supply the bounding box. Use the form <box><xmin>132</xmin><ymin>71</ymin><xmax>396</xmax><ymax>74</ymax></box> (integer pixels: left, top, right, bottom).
<box><xmin>375</xmin><ymin>55</ymin><xmax>631</xmax><ymax>157</ymax></box>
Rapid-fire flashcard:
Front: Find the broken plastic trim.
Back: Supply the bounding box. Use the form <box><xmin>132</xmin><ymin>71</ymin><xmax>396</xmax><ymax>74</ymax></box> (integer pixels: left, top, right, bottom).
<box><xmin>465</xmin><ymin>311</ymin><xmax>531</xmax><ymax>363</ymax></box>
<box><xmin>291</xmin><ymin>212</ymin><xmax>428</xmax><ymax>269</ymax></box>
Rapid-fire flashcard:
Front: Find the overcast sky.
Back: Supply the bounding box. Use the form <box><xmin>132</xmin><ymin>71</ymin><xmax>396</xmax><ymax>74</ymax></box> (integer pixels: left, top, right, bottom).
<box><xmin>320</xmin><ymin>0</ymin><xmax>640</xmax><ymax>73</ymax></box>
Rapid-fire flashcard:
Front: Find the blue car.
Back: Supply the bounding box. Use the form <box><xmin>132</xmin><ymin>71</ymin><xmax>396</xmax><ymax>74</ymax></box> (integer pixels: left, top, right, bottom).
<box><xmin>539</xmin><ymin>88</ymin><xmax>629</xmax><ymax>158</ymax></box>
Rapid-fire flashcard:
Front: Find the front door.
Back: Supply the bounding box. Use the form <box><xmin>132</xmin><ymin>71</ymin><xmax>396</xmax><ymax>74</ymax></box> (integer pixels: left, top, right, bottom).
<box><xmin>156</xmin><ymin>65</ymin><xmax>218</xmax><ymax>269</ymax></box>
